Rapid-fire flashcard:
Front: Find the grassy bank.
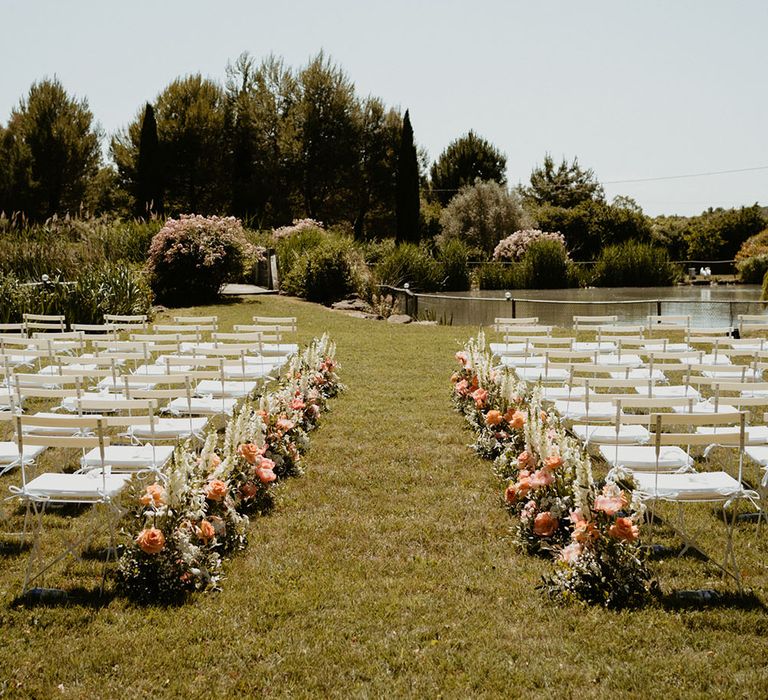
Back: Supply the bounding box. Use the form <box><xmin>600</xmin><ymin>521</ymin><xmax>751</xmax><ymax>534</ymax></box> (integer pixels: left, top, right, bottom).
<box><xmin>1</xmin><ymin>295</ymin><xmax>767</xmax><ymax>698</ymax></box>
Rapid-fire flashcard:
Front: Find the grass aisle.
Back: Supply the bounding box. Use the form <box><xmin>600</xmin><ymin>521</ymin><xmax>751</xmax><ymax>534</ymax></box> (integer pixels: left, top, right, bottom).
<box><xmin>1</xmin><ymin>297</ymin><xmax>768</xmax><ymax>698</ymax></box>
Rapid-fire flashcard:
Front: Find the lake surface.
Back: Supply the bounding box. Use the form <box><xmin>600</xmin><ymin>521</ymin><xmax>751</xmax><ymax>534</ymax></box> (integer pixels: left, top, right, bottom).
<box><xmin>414</xmin><ymin>285</ymin><xmax>764</xmax><ymax>328</ymax></box>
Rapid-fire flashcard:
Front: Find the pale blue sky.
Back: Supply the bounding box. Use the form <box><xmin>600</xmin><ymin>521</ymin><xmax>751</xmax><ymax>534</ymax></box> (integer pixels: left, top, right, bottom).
<box><xmin>1</xmin><ymin>0</ymin><xmax>766</xmax><ymax>216</ymax></box>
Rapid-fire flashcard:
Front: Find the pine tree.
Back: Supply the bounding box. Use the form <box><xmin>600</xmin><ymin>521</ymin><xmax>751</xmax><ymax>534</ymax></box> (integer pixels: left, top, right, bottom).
<box><xmin>396</xmin><ymin>109</ymin><xmax>420</xmax><ymax>243</ymax></box>
<box><xmin>135</xmin><ymin>103</ymin><xmax>163</xmax><ymax>216</ymax></box>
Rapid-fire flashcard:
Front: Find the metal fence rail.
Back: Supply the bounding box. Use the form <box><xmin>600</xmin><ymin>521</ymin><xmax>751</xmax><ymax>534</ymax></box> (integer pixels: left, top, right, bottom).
<box><xmin>382</xmin><ymin>286</ymin><xmax>766</xmax><ymax>328</ymax></box>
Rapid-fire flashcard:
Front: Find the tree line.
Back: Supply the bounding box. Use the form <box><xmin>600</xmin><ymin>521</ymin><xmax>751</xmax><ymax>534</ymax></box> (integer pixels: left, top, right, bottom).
<box><xmin>0</xmin><ymin>51</ymin><xmax>764</xmax><ymax>260</ymax></box>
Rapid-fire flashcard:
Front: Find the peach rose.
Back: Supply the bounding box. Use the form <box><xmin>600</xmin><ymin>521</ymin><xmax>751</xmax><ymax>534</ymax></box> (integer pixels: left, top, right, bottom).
<box><xmin>471</xmin><ymin>388</ymin><xmax>488</xmax><ymax>408</ymax></box>
<box><xmin>455</xmin><ymin>379</ymin><xmax>469</xmax><ymax>396</ymax></box>
<box><xmin>504</xmin><ymin>482</ymin><xmax>518</xmax><ymax>505</ymax></box>
<box><xmin>608</xmin><ymin>517</ymin><xmax>639</xmax><ymax>542</ymax></box>
<box><xmin>139</xmin><ymin>483</ymin><xmax>166</xmax><ymax>508</ymax></box>
<box><xmin>238</xmin><ymin>442</ymin><xmax>262</xmax><ymax>465</ymax></box>
<box><xmin>136</xmin><ymin>527</ymin><xmax>165</xmax><ymax>555</ymax></box>
<box><xmin>204</xmin><ymin>479</ymin><xmax>228</xmax><ymax>501</ymax></box>
<box><xmin>517</xmin><ymin>451</ymin><xmax>533</xmax><ymax>468</ymax></box>
<box><xmin>559</xmin><ymin>542</ymin><xmax>583</xmax><ymax>563</ymax></box>
<box><xmin>545</xmin><ymin>453</ymin><xmax>563</xmax><ymax>470</ymax></box>
<box><xmin>291</xmin><ymin>397</ymin><xmax>306</xmax><ymax>411</ymax></box>
<box><xmin>455</xmin><ymin>351</ymin><xmax>469</xmax><ymax>366</ymax></box>
<box><xmin>255</xmin><ymin>466</ymin><xmax>277</xmax><ymax>483</ymax></box>
<box><xmin>196</xmin><ymin>519</ymin><xmax>215</xmax><ymax>543</ymax></box>
<box><xmin>572</xmin><ymin>519</ymin><xmax>599</xmax><ymax>544</ymax></box>
<box><xmin>509</xmin><ymin>410</ymin><xmax>526</xmax><ymax>429</ymax></box>
<box><xmin>485</xmin><ymin>410</ymin><xmax>503</xmax><ymax>427</ymax></box>
<box><xmin>529</xmin><ymin>469</ymin><xmax>555</xmax><ymax>489</ymax></box>
<box><xmin>532</xmin><ymin>511</ymin><xmax>559</xmax><ymax>537</ymax></box>
<box><xmin>276</xmin><ymin>417</ymin><xmax>295</xmax><ymax>433</ymax></box>
<box><xmin>594</xmin><ymin>485</ymin><xmax>627</xmax><ymax>516</ymax></box>
<box><xmin>450</xmin><ymin>372</ymin><xmax>460</xmax><ymax>384</ymax></box>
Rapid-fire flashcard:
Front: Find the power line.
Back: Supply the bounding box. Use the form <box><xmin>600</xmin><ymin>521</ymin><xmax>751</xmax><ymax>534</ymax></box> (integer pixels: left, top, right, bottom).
<box><xmin>603</xmin><ymin>165</ymin><xmax>768</xmax><ymax>185</ymax></box>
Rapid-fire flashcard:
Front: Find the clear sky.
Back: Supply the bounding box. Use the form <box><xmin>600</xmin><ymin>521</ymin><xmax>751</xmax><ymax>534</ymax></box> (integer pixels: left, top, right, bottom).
<box><xmin>1</xmin><ymin>0</ymin><xmax>766</xmax><ymax>216</ymax></box>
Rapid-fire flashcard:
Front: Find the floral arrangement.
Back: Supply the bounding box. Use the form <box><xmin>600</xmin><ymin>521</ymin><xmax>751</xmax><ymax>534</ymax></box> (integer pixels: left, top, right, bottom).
<box><xmin>146</xmin><ymin>214</ymin><xmax>263</xmax><ymax>306</ymax></box>
<box><xmin>272</xmin><ymin>218</ymin><xmax>325</xmax><ymax>240</ymax></box>
<box><xmin>492</xmin><ymin>229</ymin><xmax>566</xmax><ymax>262</ymax></box>
<box><xmin>451</xmin><ymin>335</ymin><xmax>653</xmax><ymax>608</ymax></box>
<box><xmin>116</xmin><ymin>334</ymin><xmax>343</xmax><ymax>604</ymax></box>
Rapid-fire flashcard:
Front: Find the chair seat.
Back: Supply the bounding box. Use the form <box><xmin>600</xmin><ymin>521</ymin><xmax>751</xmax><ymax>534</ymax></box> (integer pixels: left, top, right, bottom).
<box><xmin>598</xmin><ymin>445</ymin><xmax>694</xmax><ymax>472</ymax></box>
<box><xmin>132</xmin><ymin>363</ymin><xmax>191</xmax><ymax>376</ymax></box>
<box><xmin>642</xmin><ymin>343</ymin><xmax>692</xmax><ymax>353</ymax></box>
<box><xmin>489</xmin><ymin>342</ymin><xmax>528</xmax><ymax>357</ymax></box>
<box><xmin>594</xmin><ymin>353</ymin><xmax>644</xmax><ymax>368</ymax></box>
<box><xmin>611</xmin><ymin>368</ymin><xmax>667</xmax><ymax>382</ymax></box>
<box><xmin>554</xmin><ymin>400</ymin><xmax>617</xmax><ymax>422</ymax></box>
<box><xmin>701</xmin><ymin>369</ymin><xmax>763</xmax><ymax>380</ymax></box>
<box><xmin>20</xmin><ymin>471</ymin><xmax>131</xmax><ymax>502</ymax></box>
<box><xmin>260</xmin><ymin>343</ymin><xmax>298</xmax><ymax>356</ymax></box>
<box><xmin>499</xmin><ymin>355</ymin><xmax>546</xmax><ymax>368</ymax></box>
<box><xmin>539</xmin><ymin>386</ymin><xmax>595</xmax><ymax>402</ymax></box>
<box><xmin>194</xmin><ymin>380</ymin><xmax>258</xmax><ymax>398</ymax></box>
<box><xmin>635</xmin><ymin>385</ymin><xmax>701</xmax><ymax>400</ymax></box>
<box><xmin>0</xmin><ymin>442</ymin><xmax>46</xmax><ymax>465</ymax></box>
<box><xmin>516</xmin><ymin>367</ymin><xmax>570</xmax><ymax>383</ymax></box>
<box><xmin>127</xmin><ymin>417</ymin><xmax>208</xmax><ymax>441</ymax></box>
<box><xmin>671</xmin><ymin>401</ymin><xmax>738</xmax><ymax>414</ymax></box>
<box><xmin>167</xmin><ymin>396</ymin><xmax>237</xmax><ymax>416</ymax></box>
<box><xmin>59</xmin><ymin>392</ymin><xmax>126</xmax><ymax>413</ymax></box>
<box><xmin>97</xmin><ymin>377</ymin><xmax>157</xmax><ymax>392</ymax></box>
<box><xmin>634</xmin><ymin>471</ymin><xmax>744</xmax><ymax>501</ymax></box>
<box><xmin>80</xmin><ymin>444</ymin><xmax>174</xmax><ymax>470</ymax></box>
<box><xmin>572</xmin><ymin>341</ymin><xmax>616</xmax><ymax>353</ymax></box>
<box><xmin>572</xmin><ymin>424</ymin><xmax>650</xmax><ymax>445</ymax></box>
<box><xmin>697</xmin><ymin>425</ymin><xmax>768</xmax><ymax>445</ymax></box>
<box><xmin>682</xmin><ymin>354</ymin><xmax>731</xmax><ymax>366</ymax></box>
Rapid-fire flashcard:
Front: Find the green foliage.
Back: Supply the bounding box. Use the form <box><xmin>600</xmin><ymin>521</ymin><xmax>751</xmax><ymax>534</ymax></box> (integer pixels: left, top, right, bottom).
<box><xmin>591</xmin><ymin>240</ymin><xmax>679</xmax><ymax>287</ymax></box>
<box><xmin>439</xmin><ymin>180</ymin><xmax>529</xmax><ymax>257</ymax></box>
<box><xmin>0</xmin><ymin>77</ymin><xmax>101</xmax><ymax>219</ymax></box>
<box><xmin>0</xmin><ymin>263</ymin><xmax>152</xmax><ymax>324</ymax></box>
<box><xmin>396</xmin><ymin>110</ymin><xmax>421</xmax><ymax>243</ymax></box>
<box><xmin>523</xmin><ymin>154</ymin><xmax>604</xmax><ymax>209</ymax></box>
<box><xmin>281</xmin><ymin>238</ymin><xmax>359</xmax><ymax>304</ymax></box>
<box><xmin>147</xmin><ymin>215</ymin><xmax>251</xmax><ymax>306</ymax></box>
<box><xmin>518</xmin><ymin>238</ymin><xmax>574</xmax><ymax>289</ymax></box>
<box><xmin>274</xmin><ymin>223</ymin><xmax>328</xmax><ymax>280</ymax></box>
<box><xmin>374</xmin><ymin>242</ymin><xmax>443</xmax><ymax>291</ymax></box>
<box><xmin>535</xmin><ymin>198</ymin><xmax>652</xmax><ymax>260</ymax></box>
<box><xmin>475</xmin><ymin>261</ymin><xmax>522</xmax><ymax>290</ymax></box>
<box><xmin>762</xmin><ymin>268</ymin><xmax>768</xmax><ymax>301</ymax></box>
<box><xmin>737</xmin><ymin>255</ymin><xmax>768</xmax><ymax>284</ymax></box>
<box><xmin>685</xmin><ymin>205</ymin><xmax>766</xmax><ymax>260</ymax></box>
<box><xmin>437</xmin><ymin>238</ymin><xmax>471</xmax><ymax>291</ymax></box>
<box><xmin>0</xmin><ymin>216</ymin><xmax>160</xmax><ymax>278</ymax></box>
<box><xmin>430</xmin><ymin>131</ymin><xmax>506</xmax><ymax>206</ymax></box>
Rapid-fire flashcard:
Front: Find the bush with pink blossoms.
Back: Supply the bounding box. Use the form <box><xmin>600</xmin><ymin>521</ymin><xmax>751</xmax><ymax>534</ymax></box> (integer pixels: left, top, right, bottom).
<box><xmin>147</xmin><ymin>214</ymin><xmax>258</xmax><ymax>306</ymax></box>
<box><xmin>272</xmin><ymin>218</ymin><xmax>325</xmax><ymax>240</ymax></box>
<box><xmin>493</xmin><ymin>229</ymin><xmax>566</xmax><ymax>262</ymax></box>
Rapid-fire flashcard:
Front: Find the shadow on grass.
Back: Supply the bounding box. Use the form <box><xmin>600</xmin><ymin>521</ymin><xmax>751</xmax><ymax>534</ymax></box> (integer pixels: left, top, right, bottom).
<box><xmin>0</xmin><ymin>538</ymin><xmax>31</xmax><ymax>557</ymax></box>
<box><xmin>642</xmin><ymin>543</ymin><xmax>709</xmax><ymax>562</ymax></box>
<box><xmin>658</xmin><ymin>588</ymin><xmax>767</xmax><ymax>612</ymax></box>
<box><xmin>11</xmin><ymin>585</ymin><xmax>118</xmax><ymax>609</ymax></box>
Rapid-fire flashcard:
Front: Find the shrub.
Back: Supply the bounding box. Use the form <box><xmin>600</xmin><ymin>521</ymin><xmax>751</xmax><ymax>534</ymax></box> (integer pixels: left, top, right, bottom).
<box><xmin>591</xmin><ymin>240</ymin><xmax>678</xmax><ymax>287</ymax></box>
<box><xmin>475</xmin><ymin>262</ymin><xmax>523</xmax><ymax>290</ymax></box>
<box><xmin>281</xmin><ymin>239</ymin><xmax>359</xmax><ymax>305</ymax></box>
<box><xmin>146</xmin><ymin>215</ymin><xmax>254</xmax><ymax>306</ymax></box>
<box><xmin>437</xmin><ymin>238</ymin><xmax>471</xmax><ymax>291</ymax></box>
<box><xmin>274</xmin><ymin>224</ymin><xmax>327</xmax><ymax>281</ymax></box>
<box><xmin>519</xmin><ymin>238</ymin><xmax>575</xmax><ymax>289</ymax></box>
<box><xmin>373</xmin><ymin>242</ymin><xmax>444</xmax><ymax>291</ymax></box>
<box><xmin>493</xmin><ymin>229</ymin><xmax>566</xmax><ymax>262</ymax></box>
<box><xmin>737</xmin><ymin>255</ymin><xmax>768</xmax><ymax>284</ymax></box>
<box><xmin>762</xmin><ymin>269</ymin><xmax>768</xmax><ymax>301</ymax></box>
<box><xmin>438</xmin><ymin>180</ymin><xmax>530</xmax><ymax>257</ymax></box>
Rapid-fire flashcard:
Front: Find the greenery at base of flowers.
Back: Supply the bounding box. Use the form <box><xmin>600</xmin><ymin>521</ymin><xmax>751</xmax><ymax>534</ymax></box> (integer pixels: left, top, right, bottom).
<box><xmin>539</xmin><ymin>535</ymin><xmax>654</xmax><ymax>609</ymax></box>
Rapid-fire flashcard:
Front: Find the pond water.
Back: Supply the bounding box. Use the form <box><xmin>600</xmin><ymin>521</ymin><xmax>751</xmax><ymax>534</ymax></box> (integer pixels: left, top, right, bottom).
<box><xmin>413</xmin><ymin>285</ymin><xmax>765</xmax><ymax>328</ymax></box>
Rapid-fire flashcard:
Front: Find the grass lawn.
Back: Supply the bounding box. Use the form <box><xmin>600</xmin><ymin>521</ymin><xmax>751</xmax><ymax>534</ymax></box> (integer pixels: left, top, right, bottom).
<box><xmin>1</xmin><ymin>294</ymin><xmax>767</xmax><ymax>698</ymax></box>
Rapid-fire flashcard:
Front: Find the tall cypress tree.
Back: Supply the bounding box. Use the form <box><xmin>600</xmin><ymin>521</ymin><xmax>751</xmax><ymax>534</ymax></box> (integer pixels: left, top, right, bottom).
<box><xmin>135</xmin><ymin>103</ymin><xmax>163</xmax><ymax>216</ymax></box>
<box><xmin>396</xmin><ymin>109</ymin><xmax>420</xmax><ymax>243</ymax></box>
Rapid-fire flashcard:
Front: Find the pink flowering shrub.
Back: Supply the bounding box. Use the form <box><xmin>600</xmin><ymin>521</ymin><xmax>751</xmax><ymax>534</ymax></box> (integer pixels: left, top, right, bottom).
<box><xmin>493</xmin><ymin>229</ymin><xmax>566</xmax><ymax>262</ymax></box>
<box><xmin>272</xmin><ymin>218</ymin><xmax>325</xmax><ymax>240</ymax></box>
<box><xmin>147</xmin><ymin>214</ymin><xmax>257</xmax><ymax>306</ymax></box>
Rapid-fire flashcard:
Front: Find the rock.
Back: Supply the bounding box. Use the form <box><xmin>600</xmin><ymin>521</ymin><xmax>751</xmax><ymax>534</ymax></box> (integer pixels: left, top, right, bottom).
<box><xmin>345</xmin><ymin>311</ymin><xmax>382</xmax><ymax>320</ymax></box>
<box><xmin>331</xmin><ymin>297</ymin><xmax>370</xmax><ymax>312</ymax></box>
<box><xmin>387</xmin><ymin>314</ymin><xmax>412</xmax><ymax>324</ymax></box>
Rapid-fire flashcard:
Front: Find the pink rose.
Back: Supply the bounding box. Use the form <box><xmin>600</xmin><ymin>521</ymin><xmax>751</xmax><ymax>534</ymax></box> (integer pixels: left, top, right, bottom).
<box><xmin>559</xmin><ymin>542</ymin><xmax>583</xmax><ymax>563</ymax></box>
<box><xmin>608</xmin><ymin>517</ymin><xmax>639</xmax><ymax>541</ymax></box>
<box><xmin>532</xmin><ymin>511</ymin><xmax>559</xmax><ymax>537</ymax></box>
